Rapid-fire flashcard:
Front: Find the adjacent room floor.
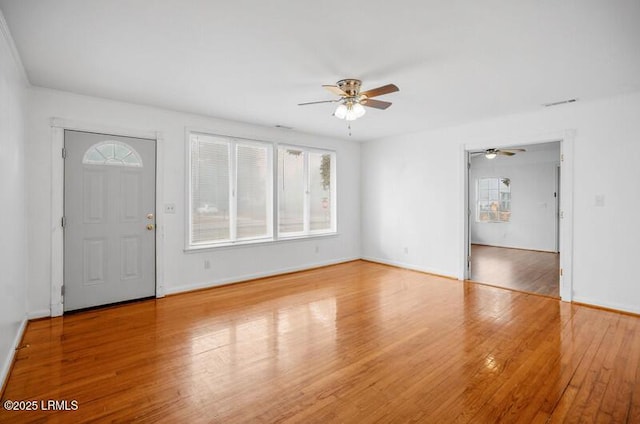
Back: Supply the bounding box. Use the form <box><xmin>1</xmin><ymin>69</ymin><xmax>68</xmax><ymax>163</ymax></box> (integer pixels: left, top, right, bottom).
<box><xmin>470</xmin><ymin>244</ymin><xmax>560</xmax><ymax>298</ymax></box>
<box><xmin>2</xmin><ymin>261</ymin><xmax>638</xmax><ymax>423</ymax></box>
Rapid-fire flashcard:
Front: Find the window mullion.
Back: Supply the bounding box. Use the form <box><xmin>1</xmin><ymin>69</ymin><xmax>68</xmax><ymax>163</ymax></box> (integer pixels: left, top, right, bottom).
<box><xmin>266</xmin><ymin>145</ymin><xmax>274</xmax><ymax>238</ymax></box>
<box><xmin>229</xmin><ymin>141</ymin><xmax>237</xmax><ymax>241</ymax></box>
<box><xmin>273</xmin><ymin>145</ymin><xmax>280</xmax><ymax>239</ymax></box>
<box><xmin>303</xmin><ymin>151</ymin><xmax>310</xmax><ymax>234</ymax></box>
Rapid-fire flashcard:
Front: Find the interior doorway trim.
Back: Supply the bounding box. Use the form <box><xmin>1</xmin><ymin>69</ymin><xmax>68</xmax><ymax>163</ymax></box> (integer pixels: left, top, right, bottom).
<box><xmin>460</xmin><ymin>129</ymin><xmax>575</xmax><ymax>302</ymax></box>
<box><xmin>49</xmin><ymin>118</ymin><xmax>166</xmax><ymax>317</ymax></box>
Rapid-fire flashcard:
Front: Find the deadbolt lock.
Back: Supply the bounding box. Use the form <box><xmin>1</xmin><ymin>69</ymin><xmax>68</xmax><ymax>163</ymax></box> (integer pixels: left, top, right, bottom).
<box><xmin>146</xmin><ymin>213</ymin><xmax>154</xmax><ymax>220</ymax></box>
<box><xmin>147</xmin><ymin>224</ymin><xmax>155</xmax><ymax>231</ymax></box>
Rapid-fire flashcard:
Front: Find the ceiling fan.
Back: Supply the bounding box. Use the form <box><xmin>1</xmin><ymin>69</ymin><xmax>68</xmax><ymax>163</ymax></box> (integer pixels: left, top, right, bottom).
<box><xmin>473</xmin><ymin>148</ymin><xmax>526</xmax><ymax>159</ymax></box>
<box><xmin>298</xmin><ymin>79</ymin><xmax>399</xmax><ymax>121</ymax></box>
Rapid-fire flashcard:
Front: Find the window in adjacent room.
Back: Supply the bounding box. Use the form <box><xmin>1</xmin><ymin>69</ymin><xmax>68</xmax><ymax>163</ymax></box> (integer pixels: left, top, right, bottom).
<box><xmin>476</xmin><ymin>177</ymin><xmax>511</xmax><ymax>222</ymax></box>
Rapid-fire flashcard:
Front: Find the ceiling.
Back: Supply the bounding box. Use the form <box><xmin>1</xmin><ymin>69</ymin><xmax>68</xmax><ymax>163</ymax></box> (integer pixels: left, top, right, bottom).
<box><xmin>1</xmin><ymin>0</ymin><xmax>639</xmax><ymax>142</ymax></box>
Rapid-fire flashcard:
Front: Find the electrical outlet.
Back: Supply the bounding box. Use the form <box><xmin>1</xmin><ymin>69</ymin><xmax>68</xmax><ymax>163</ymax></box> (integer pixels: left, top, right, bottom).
<box><xmin>315</xmin><ymin>245</ymin><xmax>319</xmax><ymax>253</ymax></box>
<box><xmin>404</xmin><ymin>247</ymin><xmax>409</xmax><ymax>254</ymax></box>
<box><xmin>204</xmin><ymin>259</ymin><xmax>210</xmax><ymax>269</ymax></box>
<box><xmin>164</xmin><ymin>203</ymin><xmax>176</xmax><ymax>214</ymax></box>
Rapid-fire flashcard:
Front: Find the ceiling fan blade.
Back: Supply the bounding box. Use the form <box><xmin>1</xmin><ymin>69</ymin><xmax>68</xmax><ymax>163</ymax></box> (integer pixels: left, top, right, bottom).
<box><xmin>500</xmin><ymin>148</ymin><xmax>526</xmax><ymax>153</ymax></box>
<box><xmin>362</xmin><ymin>99</ymin><xmax>392</xmax><ymax>110</ymax></box>
<box><xmin>323</xmin><ymin>85</ymin><xmax>347</xmax><ymax>96</ymax></box>
<box><xmin>497</xmin><ymin>151</ymin><xmax>516</xmax><ymax>156</ymax></box>
<box><xmin>298</xmin><ymin>100</ymin><xmax>338</xmax><ymax>106</ymax></box>
<box><xmin>360</xmin><ymin>84</ymin><xmax>399</xmax><ymax>98</ymax></box>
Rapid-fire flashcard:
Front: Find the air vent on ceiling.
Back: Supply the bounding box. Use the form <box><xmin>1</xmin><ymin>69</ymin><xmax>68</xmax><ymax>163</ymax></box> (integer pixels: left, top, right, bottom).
<box><xmin>543</xmin><ymin>98</ymin><xmax>577</xmax><ymax>107</ymax></box>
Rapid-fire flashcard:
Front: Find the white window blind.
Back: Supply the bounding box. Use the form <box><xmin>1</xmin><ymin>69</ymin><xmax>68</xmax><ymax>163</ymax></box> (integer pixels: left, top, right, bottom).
<box><xmin>191</xmin><ymin>137</ymin><xmax>230</xmax><ymax>243</ymax></box>
<box><xmin>189</xmin><ymin>133</ymin><xmax>272</xmax><ymax>246</ymax></box>
<box><xmin>236</xmin><ymin>144</ymin><xmax>271</xmax><ymax>239</ymax></box>
<box><xmin>278</xmin><ymin>148</ymin><xmax>305</xmax><ymax>234</ymax></box>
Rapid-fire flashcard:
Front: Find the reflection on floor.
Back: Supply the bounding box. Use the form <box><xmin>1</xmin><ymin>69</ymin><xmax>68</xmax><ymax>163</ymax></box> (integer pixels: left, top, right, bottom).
<box><xmin>470</xmin><ymin>244</ymin><xmax>559</xmax><ymax>298</ymax></box>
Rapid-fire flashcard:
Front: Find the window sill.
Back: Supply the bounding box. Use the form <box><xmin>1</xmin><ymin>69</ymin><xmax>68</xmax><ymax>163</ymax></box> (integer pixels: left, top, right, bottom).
<box><xmin>184</xmin><ymin>232</ymin><xmax>339</xmax><ymax>253</ymax></box>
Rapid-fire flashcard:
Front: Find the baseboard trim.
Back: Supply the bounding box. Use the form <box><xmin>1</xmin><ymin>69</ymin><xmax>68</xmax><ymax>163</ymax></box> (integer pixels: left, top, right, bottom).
<box><xmin>1</xmin><ymin>317</ymin><xmax>28</xmax><ymax>397</ymax></box>
<box><xmin>165</xmin><ymin>256</ymin><xmax>361</xmax><ymax>295</ymax></box>
<box><xmin>361</xmin><ymin>256</ymin><xmax>457</xmax><ymax>280</ymax></box>
<box><xmin>572</xmin><ymin>297</ymin><xmax>640</xmax><ymax>317</ymax></box>
<box><xmin>27</xmin><ymin>309</ymin><xmax>51</xmax><ymax>319</ymax></box>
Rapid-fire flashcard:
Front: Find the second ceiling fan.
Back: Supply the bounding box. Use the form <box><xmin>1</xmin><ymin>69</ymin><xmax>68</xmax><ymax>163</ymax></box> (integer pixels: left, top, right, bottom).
<box><xmin>473</xmin><ymin>148</ymin><xmax>526</xmax><ymax>159</ymax></box>
<box><xmin>299</xmin><ymin>79</ymin><xmax>399</xmax><ymax>121</ymax></box>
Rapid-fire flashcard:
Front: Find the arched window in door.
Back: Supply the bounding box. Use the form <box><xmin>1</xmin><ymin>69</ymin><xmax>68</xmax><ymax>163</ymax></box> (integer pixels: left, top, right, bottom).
<box><xmin>82</xmin><ymin>140</ymin><xmax>143</xmax><ymax>167</ymax></box>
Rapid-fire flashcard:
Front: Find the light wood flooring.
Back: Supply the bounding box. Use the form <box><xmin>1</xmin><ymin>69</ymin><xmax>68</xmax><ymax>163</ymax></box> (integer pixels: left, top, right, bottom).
<box><xmin>471</xmin><ymin>244</ymin><xmax>560</xmax><ymax>298</ymax></box>
<box><xmin>2</xmin><ymin>260</ymin><xmax>639</xmax><ymax>423</ymax></box>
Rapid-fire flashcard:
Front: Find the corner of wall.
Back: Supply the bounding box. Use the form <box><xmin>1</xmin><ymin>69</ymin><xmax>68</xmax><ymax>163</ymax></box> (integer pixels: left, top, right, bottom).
<box><xmin>0</xmin><ymin>10</ymin><xmax>30</xmax><ymax>88</ymax></box>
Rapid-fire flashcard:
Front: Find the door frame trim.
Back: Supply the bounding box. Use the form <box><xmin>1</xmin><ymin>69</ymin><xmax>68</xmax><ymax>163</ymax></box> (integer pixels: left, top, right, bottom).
<box><xmin>459</xmin><ymin>129</ymin><xmax>575</xmax><ymax>302</ymax></box>
<box><xmin>50</xmin><ymin>118</ymin><xmax>165</xmax><ymax>316</ymax></box>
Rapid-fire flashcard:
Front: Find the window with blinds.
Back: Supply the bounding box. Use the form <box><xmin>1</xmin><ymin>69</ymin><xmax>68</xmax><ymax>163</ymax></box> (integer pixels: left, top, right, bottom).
<box><xmin>189</xmin><ymin>133</ymin><xmax>273</xmax><ymax>246</ymax></box>
<box><xmin>278</xmin><ymin>148</ymin><xmax>305</xmax><ymax>234</ymax></box>
<box><xmin>236</xmin><ymin>144</ymin><xmax>272</xmax><ymax>239</ymax></box>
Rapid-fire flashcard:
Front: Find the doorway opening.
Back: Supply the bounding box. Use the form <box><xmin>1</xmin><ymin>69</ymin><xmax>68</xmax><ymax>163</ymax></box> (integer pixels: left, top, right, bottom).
<box><xmin>465</xmin><ymin>141</ymin><xmax>561</xmax><ymax>298</ymax></box>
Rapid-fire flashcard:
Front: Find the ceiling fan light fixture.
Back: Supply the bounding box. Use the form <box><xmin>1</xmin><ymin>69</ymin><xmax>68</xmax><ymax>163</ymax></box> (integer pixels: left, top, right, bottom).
<box><xmin>334</xmin><ymin>103</ymin><xmax>348</xmax><ymax>119</ymax></box>
<box><xmin>344</xmin><ymin>104</ymin><xmax>358</xmax><ymax>121</ymax></box>
<box><xmin>304</xmin><ymin>79</ymin><xmax>398</xmax><ymax>128</ymax></box>
<box><xmin>485</xmin><ymin>152</ymin><xmax>497</xmax><ymax>159</ymax></box>
<box><xmin>353</xmin><ymin>102</ymin><xmax>366</xmax><ymax>118</ymax></box>
<box><xmin>336</xmin><ymin>101</ymin><xmax>366</xmax><ymax>121</ymax></box>
<box><xmin>345</xmin><ymin>103</ymin><xmax>358</xmax><ymax>121</ymax></box>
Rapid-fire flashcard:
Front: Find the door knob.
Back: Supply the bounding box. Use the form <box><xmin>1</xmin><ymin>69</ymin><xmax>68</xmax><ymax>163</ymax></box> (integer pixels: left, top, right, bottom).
<box><xmin>147</xmin><ymin>224</ymin><xmax>155</xmax><ymax>231</ymax></box>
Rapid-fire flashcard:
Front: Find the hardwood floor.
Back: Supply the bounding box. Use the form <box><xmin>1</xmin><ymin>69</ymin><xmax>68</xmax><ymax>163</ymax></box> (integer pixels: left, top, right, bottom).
<box><xmin>470</xmin><ymin>244</ymin><xmax>560</xmax><ymax>298</ymax></box>
<box><xmin>2</xmin><ymin>260</ymin><xmax>639</xmax><ymax>423</ymax></box>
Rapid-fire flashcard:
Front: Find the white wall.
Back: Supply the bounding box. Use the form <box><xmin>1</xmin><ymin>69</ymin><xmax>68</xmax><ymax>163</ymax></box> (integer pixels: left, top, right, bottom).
<box><xmin>470</xmin><ymin>142</ymin><xmax>560</xmax><ymax>251</ymax></box>
<box><xmin>0</xmin><ymin>13</ymin><xmax>28</xmax><ymax>387</ymax></box>
<box><xmin>361</xmin><ymin>91</ymin><xmax>640</xmax><ymax>314</ymax></box>
<box><xmin>26</xmin><ymin>88</ymin><xmax>361</xmax><ymax>316</ymax></box>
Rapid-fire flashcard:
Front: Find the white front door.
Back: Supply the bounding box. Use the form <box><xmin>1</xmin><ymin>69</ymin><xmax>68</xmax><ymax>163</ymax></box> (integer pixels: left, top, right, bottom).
<box><xmin>63</xmin><ymin>130</ymin><xmax>156</xmax><ymax>311</ymax></box>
